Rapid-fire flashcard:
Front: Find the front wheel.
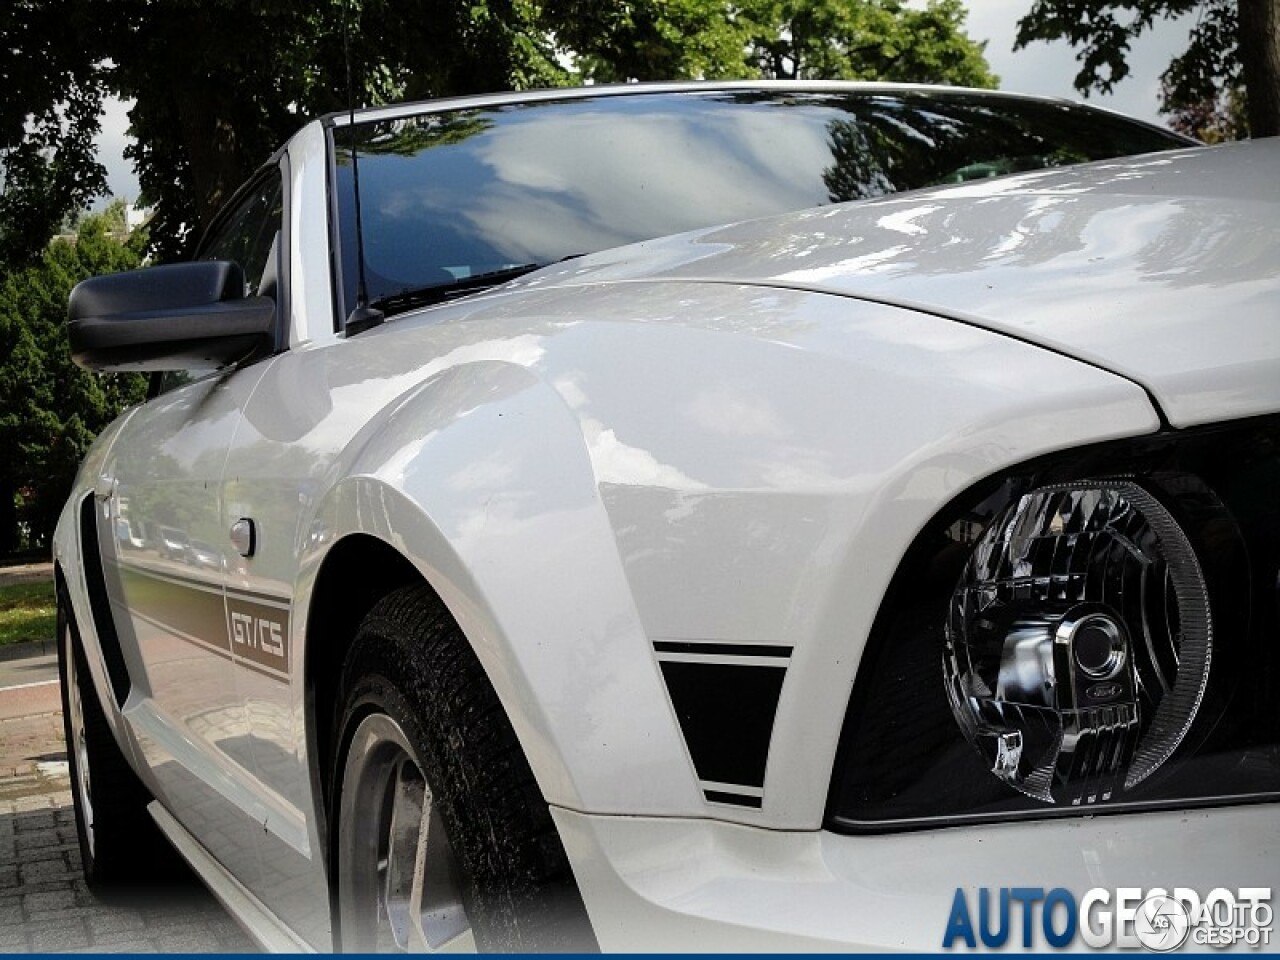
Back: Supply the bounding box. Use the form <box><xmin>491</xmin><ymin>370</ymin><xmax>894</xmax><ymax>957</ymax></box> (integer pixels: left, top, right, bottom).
<box><xmin>331</xmin><ymin>586</ymin><xmax>596</xmax><ymax>952</ymax></box>
<box><xmin>57</xmin><ymin>589</ymin><xmax>180</xmax><ymax>887</ymax></box>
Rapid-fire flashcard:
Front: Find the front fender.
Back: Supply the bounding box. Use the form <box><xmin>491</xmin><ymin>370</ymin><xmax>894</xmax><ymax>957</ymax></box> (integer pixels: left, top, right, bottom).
<box><xmin>296</xmin><ymin>359</ymin><xmax>699</xmax><ymax>815</ymax></box>
<box><xmin>279</xmin><ymin>279</ymin><xmax>1160</xmax><ymax>832</ymax></box>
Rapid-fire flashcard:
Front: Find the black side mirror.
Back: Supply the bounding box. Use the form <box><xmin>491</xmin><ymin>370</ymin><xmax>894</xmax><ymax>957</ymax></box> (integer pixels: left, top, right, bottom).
<box><xmin>67</xmin><ymin>261</ymin><xmax>275</xmax><ymax>371</ymax></box>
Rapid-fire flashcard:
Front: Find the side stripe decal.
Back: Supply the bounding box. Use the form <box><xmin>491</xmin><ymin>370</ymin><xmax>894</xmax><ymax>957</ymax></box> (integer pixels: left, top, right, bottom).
<box><xmin>117</xmin><ymin>563</ymin><xmax>291</xmax><ymax>683</ymax></box>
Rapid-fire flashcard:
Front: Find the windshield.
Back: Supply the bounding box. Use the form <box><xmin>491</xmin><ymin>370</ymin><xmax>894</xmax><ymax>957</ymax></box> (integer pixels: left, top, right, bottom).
<box><xmin>331</xmin><ymin>88</ymin><xmax>1187</xmax><ymax>320</ymax></box>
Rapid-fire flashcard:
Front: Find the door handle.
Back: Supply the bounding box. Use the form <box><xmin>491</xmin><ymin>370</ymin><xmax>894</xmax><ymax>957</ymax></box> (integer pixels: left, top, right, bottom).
<box><xmin>230</xmin><ymin>517</ymin><xmax>256</xmax><ymax>558</ymax></box>
<box><xmin>94</xmin><ymin>474</ymin><xmax>117</xmax><ymax>501</ymax></box>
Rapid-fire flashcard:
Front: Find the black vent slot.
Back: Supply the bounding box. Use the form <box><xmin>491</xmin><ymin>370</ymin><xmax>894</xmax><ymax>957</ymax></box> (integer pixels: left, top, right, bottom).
<box><xmin>78</xmin><ymin>494</ymin><xmax>131</xmax><ymax>706</ymax></box>
<box><xmin>654</xmin><ymin>642</ymin><xmax>791</xmax><ymax>808</ymax></box>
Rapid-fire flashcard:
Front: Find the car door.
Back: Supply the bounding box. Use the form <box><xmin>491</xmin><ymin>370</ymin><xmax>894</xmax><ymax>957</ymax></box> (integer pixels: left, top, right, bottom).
<box><xmin>218</xmin><ymin>353</ymin><xmax>337</xmax><ymax>937</ymax></box>
<box><xmin>97</xmin><ymin>167</ymin><xmax>284</xmax><ymax>886</ymax></box>
<box><xmin>215</xmin><ymin>167</ymin><xmax>337</xmax><ymax>935</ymax></box>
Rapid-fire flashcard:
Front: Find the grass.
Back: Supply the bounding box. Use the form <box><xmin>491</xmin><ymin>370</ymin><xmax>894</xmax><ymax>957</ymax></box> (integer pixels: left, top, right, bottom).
<box><xmin>0</xmin><ymin>580</ymin><xmax>57</xmax><ymax>647</ymax></box>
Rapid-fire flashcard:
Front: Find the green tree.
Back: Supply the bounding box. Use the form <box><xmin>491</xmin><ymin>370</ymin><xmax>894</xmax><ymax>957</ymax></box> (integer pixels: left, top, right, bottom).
<box><xmin>2</xmin><ymin>0</ymin><xmax>570</xmax><ymax>267</ymax></box>
<box><xmin>544</xmin><ymin>0</ymin><xmax>754</xmax><ymax>81</ymax></box>
<box><xmin>1015</xmin><ymin>0</ymin><xmax>1280</xmax><ymax>139</ymax></box>
<box><xmin>0</xmin><ymin>205</ymin><xmax>149</xmax><ymax>553</ymax></box>
<box><xmin>551</xmin><ymin>0</ymin><xmax>996</xmax><ymax>87</ymax></box>
<box><xmin>5</xmin><ymin>0</ymin><xmax>996</xmax><ymax>267</ymax></box>
<box><xmin>112</xmin><ymin>0</ymin><xmax>571</xmax><ymax>261</ymax></box>
<box><xmin>742</xmin><ymin>0</ymin><xmax>996</xmax><ymax>85</ymax></box>
<box><xmin>0</xmin><ymin>2</ymin><xmax>107</xmax><ymax>271</ymax></box>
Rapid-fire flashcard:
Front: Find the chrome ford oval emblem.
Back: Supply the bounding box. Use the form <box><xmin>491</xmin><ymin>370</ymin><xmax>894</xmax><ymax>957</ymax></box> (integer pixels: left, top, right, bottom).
<box><xmin>1087</xmin><ymin>681</ymin><xmax>1123</xmax><ymax>700</ymax></box>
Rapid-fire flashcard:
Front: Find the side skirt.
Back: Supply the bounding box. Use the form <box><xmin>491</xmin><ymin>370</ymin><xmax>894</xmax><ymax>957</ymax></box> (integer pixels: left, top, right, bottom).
<box><xmin>147</xmin><ymin>801</ymin><xmax>322</xmax><ymax>953</ymax></box>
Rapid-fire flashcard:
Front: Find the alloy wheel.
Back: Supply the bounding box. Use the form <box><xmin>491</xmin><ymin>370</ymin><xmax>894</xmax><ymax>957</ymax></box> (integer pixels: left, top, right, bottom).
<box><xmin>337</xmin><ymin>712</ymin><xmax>474</xmax><ymax>952</ymax></box>
<box><xmin>63</xmin><ymin>622</ymin><xmax>95</xmax><ymax>861</ymax></box>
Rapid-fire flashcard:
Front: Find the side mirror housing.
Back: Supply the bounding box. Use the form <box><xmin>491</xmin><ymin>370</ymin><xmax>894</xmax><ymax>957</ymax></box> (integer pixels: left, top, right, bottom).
<box><xmin>67</xmin><ymin>261</ymin><xmax>275</xmax><ymax>371</ymax></box>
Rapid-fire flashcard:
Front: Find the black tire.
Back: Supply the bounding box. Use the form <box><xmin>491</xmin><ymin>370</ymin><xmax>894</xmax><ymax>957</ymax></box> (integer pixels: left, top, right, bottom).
<box><xmin>331</xmin><ymin>585</ymin><xmax>597</xmax><ymax>952</ymax></box>
<box><xmin>57</xmin><ymin>588</ymin><xmax>183</xmax><ymax>888</ymax></box>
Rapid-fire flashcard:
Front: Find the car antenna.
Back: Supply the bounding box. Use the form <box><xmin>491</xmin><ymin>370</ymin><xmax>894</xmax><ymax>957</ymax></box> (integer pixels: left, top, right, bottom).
<box><xmin>342</xmin><ymin>0</ymin><xmax>384</xmax><ymax>336</ymax></box>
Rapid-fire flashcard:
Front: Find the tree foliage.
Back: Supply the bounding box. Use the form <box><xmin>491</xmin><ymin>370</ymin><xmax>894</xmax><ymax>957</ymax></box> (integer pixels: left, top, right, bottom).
<box><xmin>2</xmin><ymin>0</ymin><xmax>571</xmax><ymax>266</ymax></box>
<box><xmin>550</xmin><ymin>0</ymin><xmax>995</xmax><ymax>86</ymax></box>
<box><xmin>4</xmin><ymin>0</ymin><xmax>995</xmax><ymax>265</ymax></box>
<box><xmin>1015</xmin><ymin>0</ymin><xmax>1280</xmax><ymax>139</ymax></box>
<box><xmin>0</xmin><ymin>205</ymin><xmax>149</xmax><ymax>553</ymax></box>
<box><xmin>103</xmin><ymin>0</ymin><xmax>573</xmax><ymax>262</ymax></box>
<box><xmin>743</xmin><ymin>0</ymin><xmax>996</xmax><ymax>85</ymax></box>
<box><xmin>0</xmin><ymin>2</ymin><xmax>107</xmax><ymax>271</ymax></box>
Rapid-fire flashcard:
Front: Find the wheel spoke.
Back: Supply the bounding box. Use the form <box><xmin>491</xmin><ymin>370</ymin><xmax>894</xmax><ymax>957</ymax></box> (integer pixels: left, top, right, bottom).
<box><xmin>430</xmin><ymin>927</ymin><xmax>477</xmax><ymax>953</ymax></box>
<box><xmin>383</xmin><ymin>758</ymin><xmax>425</xmax><ymax>950</ymax></box>
<box><xmin>407</xmin><ymin>791</ymin><xmax>471</xmax><ymax>950</ymax></box>
<box><xmin>404</xmin><ymin>781</ymin><xmax>433</xmax><ymax>951</ymax></box>
<box><xmin>338</xmin><ymin>712</ymin><xmax>474</xmax><ymax>953</ymax></box>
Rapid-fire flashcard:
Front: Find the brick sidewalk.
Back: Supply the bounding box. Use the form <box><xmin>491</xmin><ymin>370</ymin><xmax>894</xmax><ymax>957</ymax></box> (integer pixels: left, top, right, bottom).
<box><xmin>0</xmin><ymin>685</ymin><xmax>63</xmax><ymax>783</ymax></box>
<box><xmin>0</xmin><ymin>685</ymin><xmax>257</xmax><ymax>953</ymax></box>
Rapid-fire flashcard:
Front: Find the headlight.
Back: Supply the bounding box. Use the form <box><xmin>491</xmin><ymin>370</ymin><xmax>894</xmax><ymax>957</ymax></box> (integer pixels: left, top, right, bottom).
<box><xmin>945</xmin><ymin>481</ymin><xmax>1211</xmax><ymax>806</ymax></box>
<box><xmin>828</xmin><ymin>418</ymin><xmax>1280</xmax><ymax>832</ymax></box>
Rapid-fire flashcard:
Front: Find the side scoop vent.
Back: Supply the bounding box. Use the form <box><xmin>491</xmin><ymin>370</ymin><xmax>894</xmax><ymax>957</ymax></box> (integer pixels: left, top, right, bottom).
<box><xmin>78</xmin><ymin>494</ymin><xmax>131</xmax><ymax>707</ymax></box>
<box><xmin>653</xmin><ymin>641</ymin><xmax>791</xmax><ymax>809</ymax></box>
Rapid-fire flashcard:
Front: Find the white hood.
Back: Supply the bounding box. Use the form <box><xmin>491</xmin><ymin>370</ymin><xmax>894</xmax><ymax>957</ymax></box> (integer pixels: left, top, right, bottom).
<box><xmin>517</xmin><ymin>139</ymin><xmax>1280</xmax><ymax>428</ymax></box>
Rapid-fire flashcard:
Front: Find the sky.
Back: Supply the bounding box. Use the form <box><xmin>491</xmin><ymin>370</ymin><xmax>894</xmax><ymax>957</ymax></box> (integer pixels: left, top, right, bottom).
<box><xmin>964</xmin><ymin>1</ymin><xmax>1195</xmax><ymax>123</ymax></box>
<box><xmin>93</xmin><ymin>2</ymin><xmax>1197</xmax><ymax>202</ymax></box>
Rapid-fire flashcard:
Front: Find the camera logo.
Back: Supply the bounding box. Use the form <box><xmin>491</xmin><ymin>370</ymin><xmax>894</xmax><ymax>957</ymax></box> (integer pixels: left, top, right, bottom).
<box><xmin>1135</xmin><ymin>895</ymin><xmax>1191</xmax><ymax>952</ymax></box>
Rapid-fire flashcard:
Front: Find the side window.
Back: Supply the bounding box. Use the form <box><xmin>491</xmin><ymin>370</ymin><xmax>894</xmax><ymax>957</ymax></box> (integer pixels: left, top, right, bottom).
<box><xmin>155</xmin><ymin>172</ymin><xmax>284</xmax><ymax>395</ymax></box>
<box><xmin>201</xmin><ymin>174</ymin><xmax>284</xmax><ymax>297</ymax></box>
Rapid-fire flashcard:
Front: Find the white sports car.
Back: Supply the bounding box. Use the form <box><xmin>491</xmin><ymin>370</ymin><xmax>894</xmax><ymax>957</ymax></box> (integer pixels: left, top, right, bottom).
<box><xmin>54</xmin><ymin>82</ymin><xmax>1279</xmax><ymax>951</ymax></box>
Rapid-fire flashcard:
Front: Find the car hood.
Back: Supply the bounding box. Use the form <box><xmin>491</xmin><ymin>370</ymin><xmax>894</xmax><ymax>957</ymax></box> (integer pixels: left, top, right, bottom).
<box><xmin>511</xmin><ymin>139</ymin><xmax>1280</xmax><ymax>428</ymax></box>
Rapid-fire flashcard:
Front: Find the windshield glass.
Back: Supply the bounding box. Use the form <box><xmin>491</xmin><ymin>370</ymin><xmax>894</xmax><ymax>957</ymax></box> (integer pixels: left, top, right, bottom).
<box><xmin>331</xmin><ymin>89</ymin><xmax>1186</xmax><ymax>319</ymax></box>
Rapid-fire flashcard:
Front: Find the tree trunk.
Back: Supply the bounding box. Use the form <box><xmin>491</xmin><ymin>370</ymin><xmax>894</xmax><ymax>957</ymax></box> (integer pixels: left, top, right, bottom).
<box><xmin>0</xmin><ymin>478</ymin><xmax>17</xmax><ymax>557</ymax></box>
<box><xmin>173</xmin><ymin>83</ymin><xmax>248</xmax><ymax>231</ymax></box>
<box><xmin>1239</xmin><ymin>0</ymin><xmax>1280</xmax><ymax>136</ymax></box>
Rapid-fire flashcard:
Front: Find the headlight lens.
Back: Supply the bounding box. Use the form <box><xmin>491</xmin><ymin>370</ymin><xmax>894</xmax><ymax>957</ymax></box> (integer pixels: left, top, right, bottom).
<box><xmin>944</xmin><ymin>481</ymin><xmax>1211</xmax><ymax>806</ymax></box>
<box><xmin>827</xmin><ymin>420</ymin><xmax>1280</xmax><ymax>832</ymax></box>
